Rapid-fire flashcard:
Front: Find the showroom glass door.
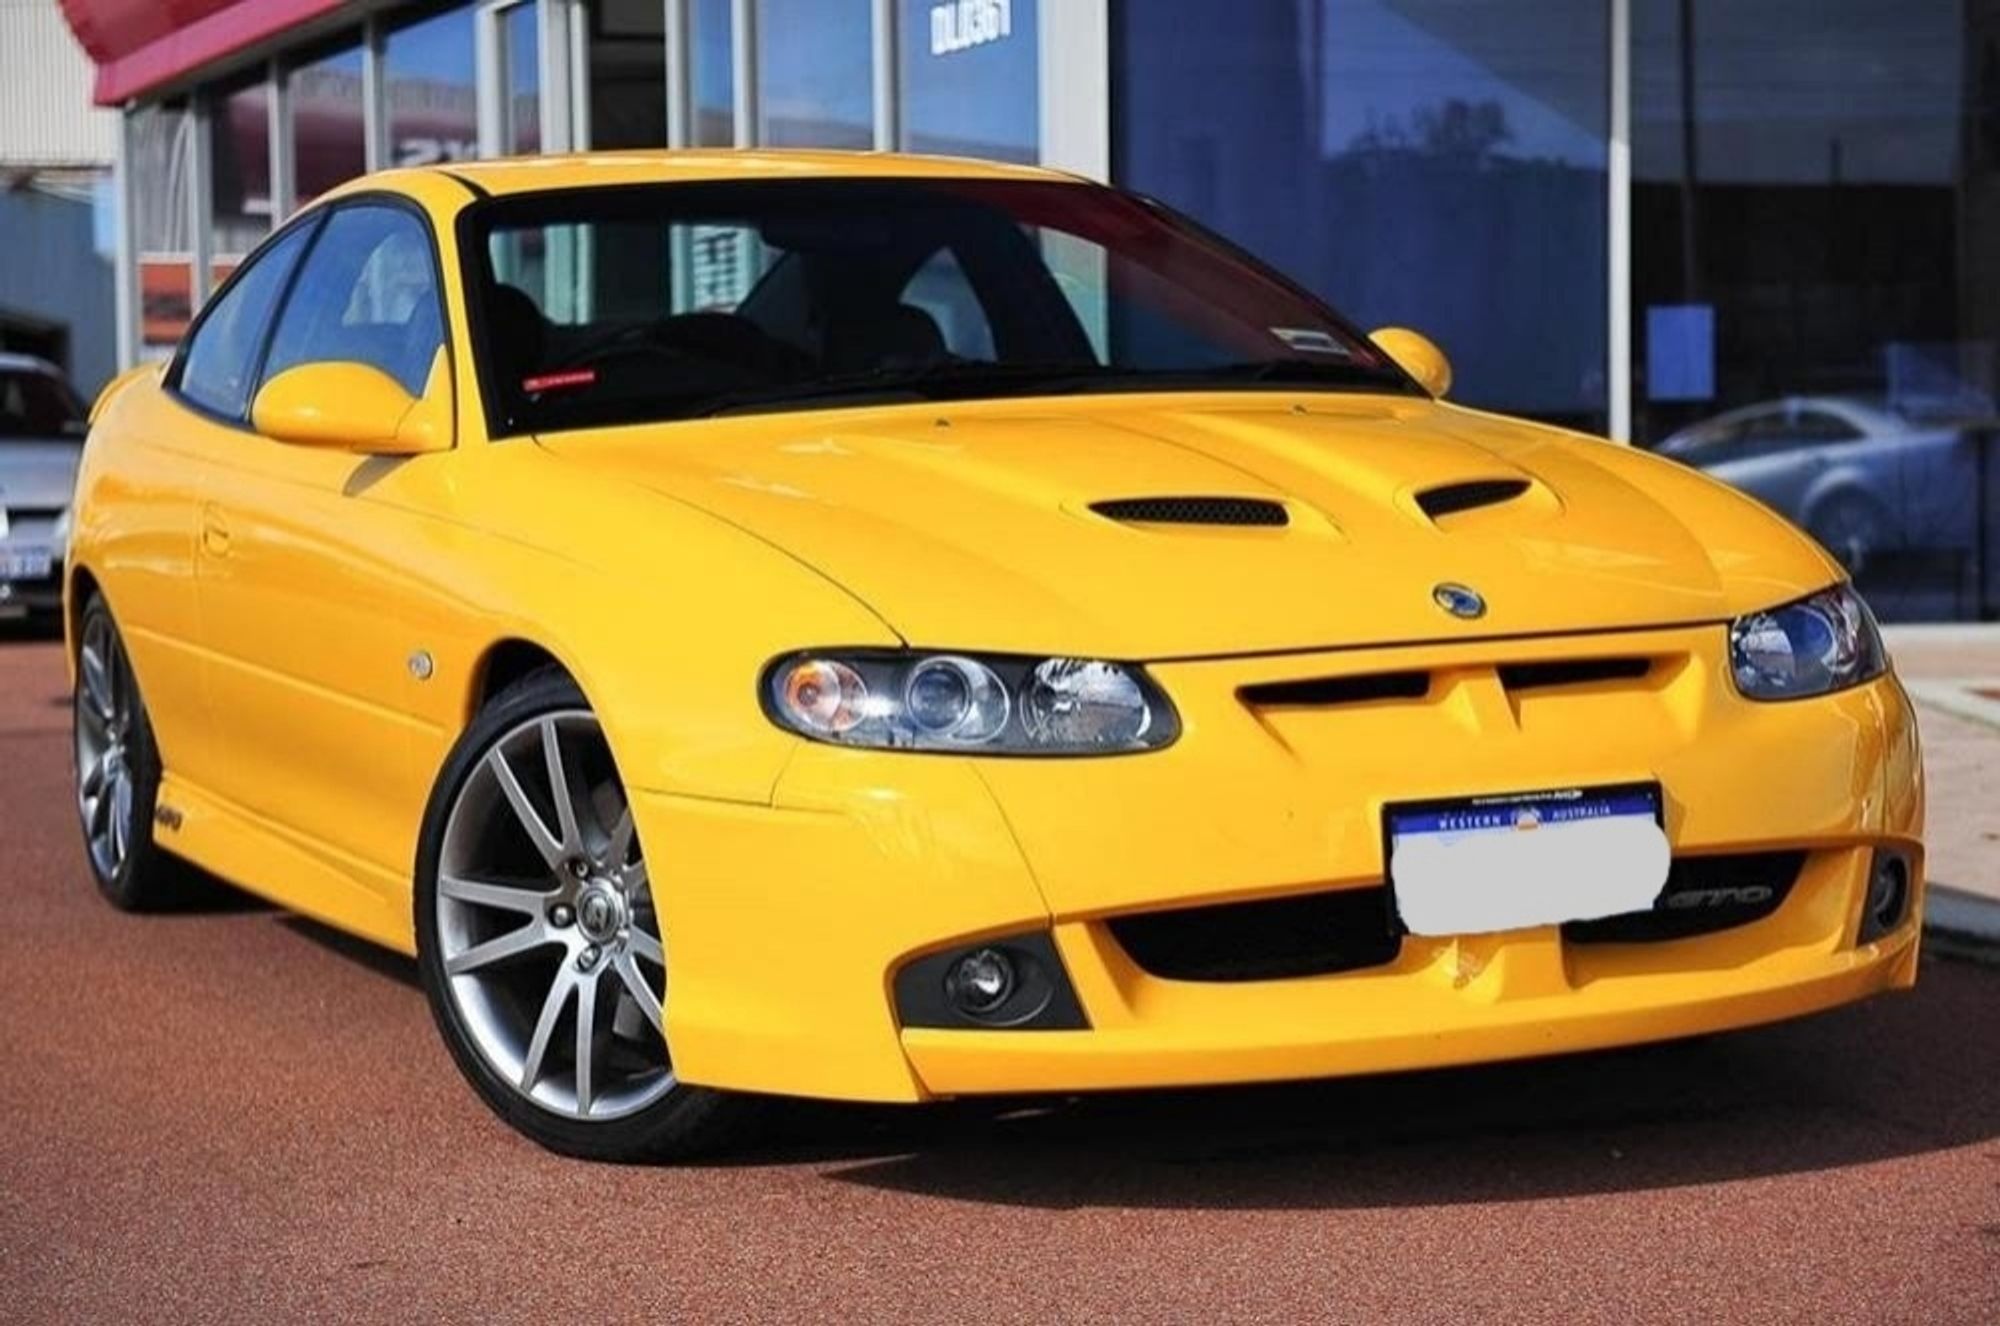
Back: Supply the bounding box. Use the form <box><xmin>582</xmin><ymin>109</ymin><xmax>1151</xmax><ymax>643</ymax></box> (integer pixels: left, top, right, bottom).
<box><xmin>1631</xmin><ymin>0</ymin><xmax>2000</xmax><ymax>620</ymax></box>
<box><xmin>1114</xmin><ymin>0</ymin><xmax>1611</xmax><ymax>434</ymax></box>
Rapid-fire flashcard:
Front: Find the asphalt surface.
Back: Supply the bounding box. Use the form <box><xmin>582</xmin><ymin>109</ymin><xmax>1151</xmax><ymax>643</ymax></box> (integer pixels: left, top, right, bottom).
<box><xmin>1</xmin><ymin>624</ymin><xmax>1996</xmax><ymax>1324</ymax></box>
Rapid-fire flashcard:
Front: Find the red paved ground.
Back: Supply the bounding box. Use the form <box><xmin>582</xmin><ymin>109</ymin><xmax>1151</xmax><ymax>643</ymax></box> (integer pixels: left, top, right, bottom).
<box><xmin>1</xmin><ymin>626</ymin><xmax>1996</xmax><ymax>1324</ymax></box>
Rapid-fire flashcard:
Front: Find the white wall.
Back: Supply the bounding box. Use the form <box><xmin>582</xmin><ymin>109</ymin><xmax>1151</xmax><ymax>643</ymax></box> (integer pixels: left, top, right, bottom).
<box><xmin>0</xmin><ymin>0</ymin><xmax>119</xmax><ymax>168</ymax></box>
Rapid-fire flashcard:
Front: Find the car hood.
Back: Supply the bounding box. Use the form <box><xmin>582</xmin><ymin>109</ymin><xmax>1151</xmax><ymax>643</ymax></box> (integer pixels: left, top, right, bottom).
<box><xmin>0</xmin><ymin>439</ymin><xmax>82</xmax><ymax>512</ymax></box>
<box><xmin>537</xmin><ymin>394</ymin><xmax>1836</xmax><ymax>659</ymax></box>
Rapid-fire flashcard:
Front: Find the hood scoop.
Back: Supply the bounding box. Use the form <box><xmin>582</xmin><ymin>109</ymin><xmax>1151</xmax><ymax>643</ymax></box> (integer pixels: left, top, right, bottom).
<box><xmin>1415</xmin><ymin>478</ymin><xmax>1531</xmax><ymax>522</ymax></box>
<box><xmin>1090</xmin><ymin>496</ymin><xmax>1288</xmax><ymax>527</ymax></box>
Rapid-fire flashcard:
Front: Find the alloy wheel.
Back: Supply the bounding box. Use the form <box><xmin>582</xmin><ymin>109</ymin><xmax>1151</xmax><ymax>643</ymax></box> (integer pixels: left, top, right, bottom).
<box><xmin>75</xmin><ymin>613</ymin><xmax>138</xmax><ymax>881</ymax></box>
<box><xmin>435</xmin><ymin>710</ymin><xmax>672</xmax><ymax>1122</ymax></box>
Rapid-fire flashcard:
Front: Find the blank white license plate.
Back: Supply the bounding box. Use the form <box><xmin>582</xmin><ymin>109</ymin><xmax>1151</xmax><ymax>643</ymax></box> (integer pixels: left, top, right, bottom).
<box><xmin>1387</xmin><ymin>785</ymin><xmax>1670</xmax><ymax>937</ymax></box>
<box><xmin>0</xmin><ymin>550</ymin><xmax>52</xmax><ymax>581</ymax></box>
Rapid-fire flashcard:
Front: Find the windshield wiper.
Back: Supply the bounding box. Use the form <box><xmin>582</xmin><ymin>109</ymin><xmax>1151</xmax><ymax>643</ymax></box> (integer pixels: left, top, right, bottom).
<box><xmin>687</xmin><ymin>359</ymin><xmax>1127</xmax><ymax>417</ymax></box>
<box><xmin>678</xmin><ymin>355</ymin><xmax>1411</xmax><ymax>420</ymax></box>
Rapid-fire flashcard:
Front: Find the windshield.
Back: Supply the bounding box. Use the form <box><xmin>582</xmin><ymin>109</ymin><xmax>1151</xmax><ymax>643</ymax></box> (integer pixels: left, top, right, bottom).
<box><xmin>0</xmin><ymin>369</ymin><xmax>86</xmax><ymax>439</ymax></box>
<box><xmin>464</xmin><ymin>177</ymin><xmax>1415</xmax><ymax>435</ymax></box>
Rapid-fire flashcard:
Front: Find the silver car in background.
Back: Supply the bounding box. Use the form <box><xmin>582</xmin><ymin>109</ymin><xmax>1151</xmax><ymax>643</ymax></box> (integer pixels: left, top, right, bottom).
<box><xmin>0</xmin><ymin>353</ymin><xmax>88</xmax><ymax>624</ymax></box>
<box><xmin>1654</xmin><ymin>396</ymin><xmax>1988</xmax><ymax>576</ymax></box>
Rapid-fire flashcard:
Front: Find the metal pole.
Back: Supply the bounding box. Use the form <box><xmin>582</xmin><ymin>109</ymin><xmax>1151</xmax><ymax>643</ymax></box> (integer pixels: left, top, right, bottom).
<box><xmin>872</xmin><ymin>0</ymin><xmax>899</xmax><ymax>151</ymax></box>
<box><xmin>1676</xmin><ymin>0</ymin><xmax>1700</xmax><ymax>302</ymax></box>
<box><xmin>664</xmin><ymin>0</ymin><xmax>690</xmax><ymax>147</ymax></box>
<box><xmin>112</xmin><ymin>108</ymin><xmax>136</xmax><ymax>371</ymax></box>
<box><xmin>1608</xmin><ymin>0</ymin><xmax>1632</xmax><ymax>443</ymax></box>
<box><xmin>731</xmin><ymin>0</ymin><xmax>757</xmax><ymax>147</ymax></box>
<box><xmin>362</xmin><ymin>16</ymin><xmax>389</xmax><ymax>171</ymax></box>
<box><xmin>267</xmin><ymin>58</ymin><xmax>295</xmax><ymax>225</ymax></box>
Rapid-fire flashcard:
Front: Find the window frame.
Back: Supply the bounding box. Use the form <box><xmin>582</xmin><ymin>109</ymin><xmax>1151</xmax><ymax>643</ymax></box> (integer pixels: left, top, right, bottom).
<box><xmin>165</xmin><ymin>190</ymin><xmax>458</xmax><ymax>443</ymax></box>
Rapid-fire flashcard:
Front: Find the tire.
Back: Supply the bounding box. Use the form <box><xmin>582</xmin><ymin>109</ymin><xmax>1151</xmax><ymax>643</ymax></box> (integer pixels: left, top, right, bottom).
<box><xmin>1807</xmin><ymin>490</ymin><xmax>1890</xmax><ymax>577</ymax></box>
<box><xmin>73</xmin><ymin>594</ymin><xmax>180</xmax><ymax>910</ymax></box>
<box><xmin>414</xmin><ymin>666</ymin><xmax>757</xmax><ymax>1161</ymax></box>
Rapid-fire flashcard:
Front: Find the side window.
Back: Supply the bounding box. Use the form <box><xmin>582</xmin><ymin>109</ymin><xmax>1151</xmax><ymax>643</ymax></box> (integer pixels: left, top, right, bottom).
<box><xmin>177</xmin><ymin>222</ymin><xmax>315</xmax><ymax>419</ymax></box>
<box><xmin>1797</xmin><ymin>411</ymin><xmax>1863</xmax><ymax>443</ymax></box>
<box><xmin>263</xmin><ymin>205</ymin><xmax>444</xmax><ymax>398</ymax></box>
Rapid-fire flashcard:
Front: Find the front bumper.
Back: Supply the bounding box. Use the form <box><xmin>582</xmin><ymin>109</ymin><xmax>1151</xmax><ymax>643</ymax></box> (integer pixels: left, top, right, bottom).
<box><xmin>638</xmin><ymin>623</ymin><xmax>1925</xmax><ymax>1103</ymax></box>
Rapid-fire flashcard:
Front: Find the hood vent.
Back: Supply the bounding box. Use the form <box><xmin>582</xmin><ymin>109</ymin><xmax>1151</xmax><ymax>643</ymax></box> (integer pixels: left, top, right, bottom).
<box><xmin>1416</xmin><ymin>478</ymin><xmax>1531</xmax><ymax>521</ymax></box>
<box><xmin>1091</xmin><ymin>496</ymin><xmax>1288</xmax><ymax>527</ymax></box>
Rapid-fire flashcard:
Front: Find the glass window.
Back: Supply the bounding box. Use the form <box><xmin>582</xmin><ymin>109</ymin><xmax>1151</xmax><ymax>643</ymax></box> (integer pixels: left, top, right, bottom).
<box><xmin>588</xmin><ymin>0</ymin><xmax>668</xmax><ymax>149</ymax></box>
<box><xmin>130</xmin><ymin>101</ymin><xmax>195</xmax><ymax>352</ymax></box>
<box><xmin>0</xmin><ymin>369</ymin><xmax>87</xmax><ymax>438</ymax></box>
<box><xmin>1632</xmin><ymin>0</ymin><xmax>1997</xmax><ymax>620</ymax></box>
<box><xmin>467</xmin><ymin>178</ymin><xmax>1411</xmax><ymax>436</ymax></box>
<box><xmin>288</xmin><ymin>42</ymin><xmax>367</xmax><ymax>206</ymax></box>
<box><xmin>385</xmin><ymin>6</ymin><xmax>478</xmax><ymax>168</ymax></box>
<box><xmin>210</xmin><ymin>78</ymin><xmax>271</xmax><ymax>276</ymax></box>
<box><xmin>692</xmin><ymin>0</ymin><xmax>734</xmax><ymax>145</ymax></box>
<box><xmin>899</xmin><ymin>0</ymin><xmax>1036</xmax><ymax>163</ymax></box>
<box><xmin>1115</xmin><ymin>0</ymin><xmax>1609</xmax><ymax>431</ymax></box>
<box><xmin>178</xmin><ymin>222</ymin><xmax>317</xmax><ymax>420</ymax></box>
<box><xmin>501</xmin><ymin>2</ymin><xmax>542</xmax><ymax>154</ymax></box>
<box><xmin>756</xmin><ymin>0</ymin><xmax>872</xmax><ymax>147</ymax></box>
<box><xmin>264</xmin><ymin>206</ymin><xmax>444</xmax><ymax>398</ymax></box>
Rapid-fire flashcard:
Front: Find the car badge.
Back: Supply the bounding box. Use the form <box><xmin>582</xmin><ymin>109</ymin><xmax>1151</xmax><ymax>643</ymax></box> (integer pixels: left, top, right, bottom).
<box><xmin>1432</xmin><ymin>582</ymin><xmax>1485</xmax><ymax>619</ymax></box>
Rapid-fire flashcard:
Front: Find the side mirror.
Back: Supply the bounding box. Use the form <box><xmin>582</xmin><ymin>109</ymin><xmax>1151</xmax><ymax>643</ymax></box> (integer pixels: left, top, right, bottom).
<box><xmin>251</xmin><ymin>358</ymin><xmax>450</xmax><ymax>455</ymax></box>
<box><xmin>1368</xmin><ymin>327</ymin><xmax>1453</xmax><ymax>399</ymax></box>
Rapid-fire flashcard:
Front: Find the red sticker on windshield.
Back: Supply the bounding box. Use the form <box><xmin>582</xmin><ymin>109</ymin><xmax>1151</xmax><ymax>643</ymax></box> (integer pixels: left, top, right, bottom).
<box><xmin>522</xmin><ymin>368</ymin><xmax>597</xmax><ymax>393</ymax></box>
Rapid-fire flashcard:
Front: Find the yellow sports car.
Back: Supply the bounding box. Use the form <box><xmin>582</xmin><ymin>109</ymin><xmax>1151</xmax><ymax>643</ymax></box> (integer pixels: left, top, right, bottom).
<box><xmin>68</xmin><ymin>151</ymin><xmax>1924</xmax><ymax>1160</ymax></box>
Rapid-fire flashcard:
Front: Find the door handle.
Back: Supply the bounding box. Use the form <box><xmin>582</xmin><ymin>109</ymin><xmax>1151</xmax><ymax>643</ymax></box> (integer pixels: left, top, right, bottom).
<box><xmin>201</xmin><ymin>505</ymin><xmax>233</xmax><ymax>557</ymax></box>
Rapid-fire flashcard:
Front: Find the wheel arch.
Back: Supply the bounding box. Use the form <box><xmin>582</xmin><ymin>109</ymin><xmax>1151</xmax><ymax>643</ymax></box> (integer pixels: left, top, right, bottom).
<box><xmin>467</xmin><ymin>636</ymin><xmax>575</xmax><ymax>720</ymax></box>
<box><xmin>64</xmin><ymin>560</ymin><xmax>103</xmax><ymax>687</ymax></box>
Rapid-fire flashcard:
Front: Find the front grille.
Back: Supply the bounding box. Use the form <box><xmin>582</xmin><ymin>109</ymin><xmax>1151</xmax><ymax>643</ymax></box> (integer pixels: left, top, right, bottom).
<box><xmin>1563</xmin><ymin>851</ymin><xmax>1806</xmax><ymax>944</ymax></box>
<box><xmin>1108</xmin><ymin>885</ymin><xmax>1400</xmax><ymax>982</ymax></box>
<box><xmin>1090</xmin><ymin>496</ymin><xmax>1289</xmax><ymax>527</ymax></box>
<box><xmin>1240</xmin><ymin>670</ymin><xmax>1430</xmax><ymax>708</ymax></box>
<box><xmin>1108</xmin><ymin>851</ymin><xmax>1805</xmax><ymax>984</ymax></box>
<box><xmin>1498</xmin><ymin>657</ymin><xmax>1653</xmax><ymax>693</ymax></box>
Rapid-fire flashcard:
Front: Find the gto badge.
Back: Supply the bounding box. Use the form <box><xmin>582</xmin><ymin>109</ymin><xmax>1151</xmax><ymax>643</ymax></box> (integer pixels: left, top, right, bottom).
<box><xmin>1432</xmin><ymin>582</ymin><xmax>1486</xmax><ymax>619</ymax></box>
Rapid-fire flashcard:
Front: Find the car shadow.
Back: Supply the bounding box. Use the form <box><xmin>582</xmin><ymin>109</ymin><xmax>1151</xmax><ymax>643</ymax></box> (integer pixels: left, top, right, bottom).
<box><xmin>278</xmin><ymin>914</ymin><xmax>421</xmax><ymax>990</ymax></box>
<box><xmin>717</xmin><ymin>955</ymin><xmax>2000</xmax><ymax>1210</ymax></box>
<box><xmin>0</xmin><ymin>615</ymin><xmax>64</xmax><ymax>645</ymax></box>
<box><xmin>199</xmin><ymin>851</ymin><xmax>2000</xmax><ymax>1210</ymax></box>
<box><xmin>155</xmin><ymin>863</ymin><xmax>420</xmax><ymax>990</ymax></box>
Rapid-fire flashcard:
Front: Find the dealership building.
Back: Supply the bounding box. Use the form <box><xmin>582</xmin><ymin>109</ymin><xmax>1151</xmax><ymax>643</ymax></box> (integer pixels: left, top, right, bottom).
<box><xmin>50</xmin><ymin>0</ymin><xmax>2000</xmax><ymax>612</ymax></box>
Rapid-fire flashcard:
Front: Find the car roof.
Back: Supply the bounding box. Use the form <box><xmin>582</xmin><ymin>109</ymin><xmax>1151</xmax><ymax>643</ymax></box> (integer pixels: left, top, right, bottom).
<box><xmin>348</xmin><ymin>148</ymin><xmax>1078</xmax><ymax>201</ymax></box>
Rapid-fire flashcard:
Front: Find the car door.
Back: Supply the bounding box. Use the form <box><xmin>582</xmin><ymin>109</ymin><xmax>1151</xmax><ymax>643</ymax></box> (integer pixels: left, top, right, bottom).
<box><xmin>129</xmin><ymin>217</ymin><xmax>322</xmax><ymax>795</ymax></box>
<box><xmin>183</xmin><ymin>200</ymin><xmax>454</xmax><ymax>891</ymax></box>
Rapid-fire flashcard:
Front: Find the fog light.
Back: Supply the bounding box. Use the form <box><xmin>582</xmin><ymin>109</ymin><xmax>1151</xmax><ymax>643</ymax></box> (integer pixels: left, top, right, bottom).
<box><xmin>1860</xmin><ymin>851</ymin><xmax>1910</xmax><ymax>943</ymax></box>
<box><xmin>944</xmin><ymin>947</ymin><xmax>1016</xmax><ymax>1015</ymax></box>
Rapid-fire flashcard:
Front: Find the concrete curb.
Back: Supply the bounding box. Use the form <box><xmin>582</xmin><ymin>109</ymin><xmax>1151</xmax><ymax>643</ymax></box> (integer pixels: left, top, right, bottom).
<box><xmin>1904</xmin><ymin>679</ymin><xmax>2000</xmax><ymax>730</ymax></box>
<box><xmin>1925</xmin><ymin>885</ymin><xmax>2000</xmax><ymax>964</ymax></box>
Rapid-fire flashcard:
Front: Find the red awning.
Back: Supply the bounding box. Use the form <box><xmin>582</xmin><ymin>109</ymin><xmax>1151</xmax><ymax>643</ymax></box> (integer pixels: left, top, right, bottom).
<box><xmin>60</xmin><ymin>0</ymin><xmax>353</xmax><ymax>106</ymax></box>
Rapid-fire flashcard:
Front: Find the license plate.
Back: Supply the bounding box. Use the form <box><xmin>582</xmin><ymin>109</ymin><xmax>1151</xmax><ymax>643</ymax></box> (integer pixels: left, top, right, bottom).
<box><xmin>1386</xmin><ymin>784</ymin><xmax>1670</xmax><ymax>937</ymax></box>
<box><xmin>0</xmin><ymin>550</ymin><xmax>52</xmax><ymax>581</ymax></box>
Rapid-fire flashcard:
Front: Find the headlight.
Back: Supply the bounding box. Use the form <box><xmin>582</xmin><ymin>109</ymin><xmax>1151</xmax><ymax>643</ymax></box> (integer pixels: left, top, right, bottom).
<box><xmin>51</xmin><ymin>506</ymin><xmax>72</xmax><ymax>554</ymax></box>
<box><xmin>763</xmin><ymin>650</ymin><xmax>1180</xmax><ymax>754</ymax></box>
<box><xmin>1729</xmin><ymin>584</ymin><xmax>1886</xmax><ymax>700</ymax></box>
